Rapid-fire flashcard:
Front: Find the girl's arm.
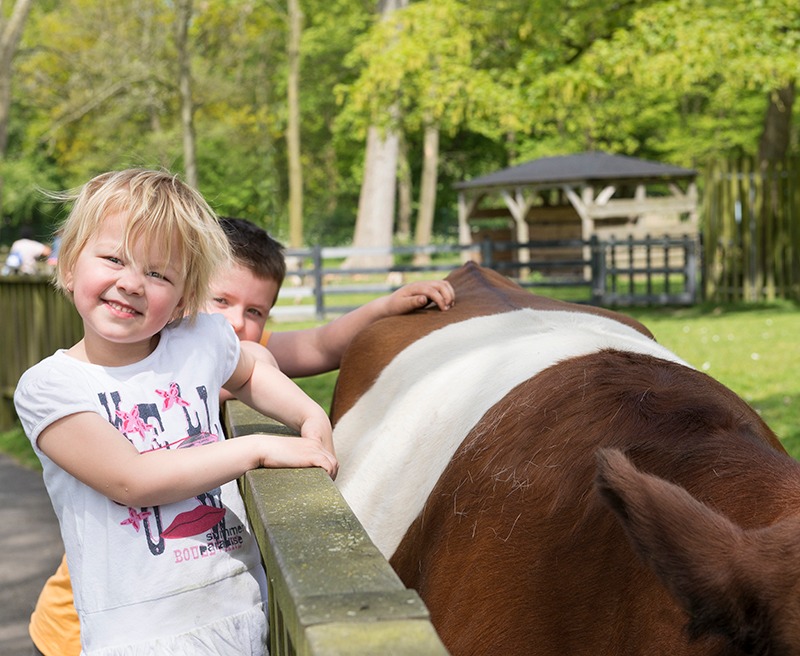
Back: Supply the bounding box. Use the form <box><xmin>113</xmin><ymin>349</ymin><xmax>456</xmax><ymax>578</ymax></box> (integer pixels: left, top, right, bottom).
<box><xmin>224</xmin><ymin>344</ymin><xmax>336</xmax><ymax>457</ymax></box>
<box><xmin>37</xmin><ymin>412</ymin><xmax>337</xmax><ymax>508</ymax></box>
<box><xmin>269</xmin><ymin>279</ymin><xmax>455</xmax><ymax>377</ymax></box>
<box><xmin>219</xmin><ymin>340</ymin><xmax>279</xmax><ymax>403</ymax></box>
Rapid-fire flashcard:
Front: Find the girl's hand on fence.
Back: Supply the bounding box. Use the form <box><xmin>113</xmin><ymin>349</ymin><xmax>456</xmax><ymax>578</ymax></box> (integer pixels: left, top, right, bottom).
<box><xmin>299</xmin><ymin>413</ymin><xmax>336</xmax><ymax>460</ymax></box>
<box><xmin>250</xmin><ymin>433</ymin><xmax>339</xmax><ymax>479</ymax></box>
<box><xmin>388</xmin><ymin>280</ymin><xmax>455</xmax><ymax>314</ymax></box>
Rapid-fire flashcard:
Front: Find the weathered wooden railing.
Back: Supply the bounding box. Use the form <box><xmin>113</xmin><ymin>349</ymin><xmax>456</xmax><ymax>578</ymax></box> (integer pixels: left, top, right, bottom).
<box><xmin>223</xmin><ymin>401</ymin><xmax>449</xmax><ymax>656</ymax></box>
<box><xmin>0</xmin><ymin>276</ymin><xmax>82</xmax><ymax>430</ymax></box>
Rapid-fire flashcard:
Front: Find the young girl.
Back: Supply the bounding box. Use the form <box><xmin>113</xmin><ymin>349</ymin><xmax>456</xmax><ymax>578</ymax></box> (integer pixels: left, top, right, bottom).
<box><xmin>14</xmin><ymin>169</ymin><xmax>337</xmax><ymax>655</ymax></box>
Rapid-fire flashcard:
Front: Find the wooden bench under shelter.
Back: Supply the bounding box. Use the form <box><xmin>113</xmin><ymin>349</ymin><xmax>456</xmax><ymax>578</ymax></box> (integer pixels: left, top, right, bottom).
<box><xmin>454</xmin><ymin>151</ymin><xmax>699</xmax><ymax>276</ymax></box>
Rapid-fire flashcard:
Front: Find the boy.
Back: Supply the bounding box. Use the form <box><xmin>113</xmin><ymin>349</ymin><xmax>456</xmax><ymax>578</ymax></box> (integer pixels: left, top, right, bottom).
<box><xmin>30</xmin><ymin>216</ymin><xmax>455</xmax><ymax>656</ymax></box>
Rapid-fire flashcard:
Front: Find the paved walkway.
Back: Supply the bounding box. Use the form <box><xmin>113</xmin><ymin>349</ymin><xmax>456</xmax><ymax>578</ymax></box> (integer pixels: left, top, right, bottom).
<box><xmin>0</xmin><ymin>454</ymin><xmax>63</xmax><ymax>656</ymax></box>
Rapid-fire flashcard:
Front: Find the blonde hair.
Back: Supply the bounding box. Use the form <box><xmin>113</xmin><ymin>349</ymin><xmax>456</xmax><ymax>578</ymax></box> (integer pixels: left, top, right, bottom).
<box><xmin>54</xmin><ymin>169</ymin><xmax>231</xmax><ymax>319</ymax></box>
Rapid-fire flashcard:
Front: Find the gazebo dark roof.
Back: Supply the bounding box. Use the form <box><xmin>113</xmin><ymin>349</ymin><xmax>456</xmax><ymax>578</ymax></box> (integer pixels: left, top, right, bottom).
<box><xmin>454</xmin><ymin>151</ymin><xmax>697</xmax><ymax>191</ymax></box>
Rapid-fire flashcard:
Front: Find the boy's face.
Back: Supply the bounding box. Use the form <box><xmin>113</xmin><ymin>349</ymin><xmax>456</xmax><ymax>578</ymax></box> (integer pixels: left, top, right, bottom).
<box><xmin>207</xmin><ymin>262</ymin><xmax>279</xmax><ymax>342</ymax></box>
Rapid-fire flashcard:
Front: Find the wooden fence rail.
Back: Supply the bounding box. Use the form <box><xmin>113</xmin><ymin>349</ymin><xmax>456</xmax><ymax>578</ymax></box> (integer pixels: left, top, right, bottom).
<box><xmin>275</xmin><ymin>234</ymin><xmax>700</xmax><ymax>320</ymax></box>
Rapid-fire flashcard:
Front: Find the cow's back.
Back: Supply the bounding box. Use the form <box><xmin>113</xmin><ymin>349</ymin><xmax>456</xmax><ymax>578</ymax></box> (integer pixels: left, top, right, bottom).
<box><xmin>330</xmin><ymin>262</ymin><xmax>652</xmax><ymax>423</ymax></box>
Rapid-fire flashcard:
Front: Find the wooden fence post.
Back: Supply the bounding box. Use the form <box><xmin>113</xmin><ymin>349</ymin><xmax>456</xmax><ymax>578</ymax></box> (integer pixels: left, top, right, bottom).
<box><xmin>589</xmin><ymin>235</ymin><xmax>605</xmax><ymax>303</ymax></box>
<box><xmin>312</xmin><ymin>245</ymin><xmax>324</xmax><ymax>320</ymax></box>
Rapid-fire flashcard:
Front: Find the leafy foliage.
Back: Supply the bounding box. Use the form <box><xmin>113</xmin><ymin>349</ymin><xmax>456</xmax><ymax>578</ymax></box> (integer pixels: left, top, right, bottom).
<box><xmin>518</xmin><ymin>0</ymin><xmax>800</xmax><ymax>164</ymax></box>
<box><xmin>2</xmin><ymin>0</ymin><xmax>798</xmax><ymax>245</ymax></box>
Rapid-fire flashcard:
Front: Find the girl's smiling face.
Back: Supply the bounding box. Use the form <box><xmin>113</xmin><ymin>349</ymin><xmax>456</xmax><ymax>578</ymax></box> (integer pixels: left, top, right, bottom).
<box><xmin>65</xmin><ymin>211</ymin><xmax>186</xmax><ymax>366</ymax></box>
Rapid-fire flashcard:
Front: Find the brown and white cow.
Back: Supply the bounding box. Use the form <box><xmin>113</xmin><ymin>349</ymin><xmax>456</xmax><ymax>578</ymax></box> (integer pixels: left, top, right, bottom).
<box><xmin>329</xmin><ymin>262</ymin><xmax>800</xmax><ymax>656</ymax></box>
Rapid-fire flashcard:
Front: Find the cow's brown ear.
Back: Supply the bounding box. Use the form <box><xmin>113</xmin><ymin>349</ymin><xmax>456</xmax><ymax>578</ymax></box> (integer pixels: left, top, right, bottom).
<box><xmin>594</xmin><ymin>449</ymin><xmax>755</xmax><ymax>648</ymax></box>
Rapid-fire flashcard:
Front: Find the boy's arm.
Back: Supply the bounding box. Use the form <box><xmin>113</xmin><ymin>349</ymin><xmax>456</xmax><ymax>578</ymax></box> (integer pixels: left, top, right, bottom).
<box><xmin>268</xmin><ymin>279</ymin><xmax>455</xmax><ymax>377</ymax></box>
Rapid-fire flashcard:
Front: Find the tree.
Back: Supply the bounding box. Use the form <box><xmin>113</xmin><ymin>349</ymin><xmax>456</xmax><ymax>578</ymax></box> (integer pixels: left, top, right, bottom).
<box><xmin>16</xmin><ymin>0</ymin><xmax>292</xmax><ymax>227</ymax></box>
<box><xmin>5</xmin><ymin>0</ymin><xmax>799</xmax><ymax>249</ymax></box>
<box><xmin>759</xmin><ymin>83</ymin><xmax>795</xmax><ymax>166</ymax></box>
<box><xmin>340</xmin><ymin>0</ymin><xmax>522</xmax><ymax>259</ymax></box>
<box><xmin>18</xmin><ymin>1</ymin><xmax>176</xmax><ymax>183</ymax></box>
<box><xmin>519</xmin><ymin>0</ymin><xmax>800</xmax><ymax>166</ymax></box>
<box><xmin>346</xmin><ymin>0</ymin><xmax>406</xmax><ymax>268</ymax></box>
<box><xmin>298</xmin><ymin>0</ymin><xmax>372</xmax><ymax>243</ymax></box>
<box><xmin>286</xmin><ymin>0</ymin><xmax>303</xmax><ymax>247</ymax></box>
<box><xmin>0</xmin><ymin>0</ymin><xmax>34</xmax><ymax>220</ymax></box>
<box><xmin>189</xmin><ymin>0</ymin><xmax>287</xmax><ymax>224</ymax></box>
<box><xmin>175</xmin><ymin>0</ymin><xmax>197</xmax><ymax>187</ymax></box>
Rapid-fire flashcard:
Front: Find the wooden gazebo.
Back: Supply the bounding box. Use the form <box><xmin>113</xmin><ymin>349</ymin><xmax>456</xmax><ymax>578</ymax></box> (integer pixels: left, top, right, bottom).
<box><xmin>454</xmin><ymin>152</ymin><xmax>698</xmax><ymax>264</ymax></box>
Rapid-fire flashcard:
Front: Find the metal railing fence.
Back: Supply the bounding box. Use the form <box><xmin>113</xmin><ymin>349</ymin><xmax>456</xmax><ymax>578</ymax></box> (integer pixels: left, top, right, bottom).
<box><xmin>274</xmin><ymin>235</ymin><xmax>700</xmax><ymax>320</ymax></box>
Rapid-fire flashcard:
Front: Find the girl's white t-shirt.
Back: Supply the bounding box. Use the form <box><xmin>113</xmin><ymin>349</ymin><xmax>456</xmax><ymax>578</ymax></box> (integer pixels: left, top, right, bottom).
<box><xmin>15</xmin><ymin>313</ymin><xmax>267</xmax><ymax>655</ymax></box>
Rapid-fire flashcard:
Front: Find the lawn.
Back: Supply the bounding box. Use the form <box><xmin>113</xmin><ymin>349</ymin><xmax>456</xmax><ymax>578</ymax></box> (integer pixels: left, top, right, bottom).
<box><xmin>622</xmin><ymin>301</ymin><xmax>800</xmax><ymax>458</ymax></box>
<box><xmin>3</xmin><ymin>299</ymin><xmax>798</xmax><ymax>469</ymax></box>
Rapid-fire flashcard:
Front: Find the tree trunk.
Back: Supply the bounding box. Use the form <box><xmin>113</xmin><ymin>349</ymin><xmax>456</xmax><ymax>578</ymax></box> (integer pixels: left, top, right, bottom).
<box><xmin>349</xmin><ymin>125</ymin><xmax>399</xmax><ymax>267</ymax></box>
<box><xmin>396</xmin><ymin>133</ymin><xmax>412</xmax><ymax>242</ymax></box>
<box><xmin>413</xmin><ymin>123</ymin><xmax>439</xmax><ymax>266</ymax></box>
<box><xmin>346</xmin><ymin>0</ymin><xmax>407</xmax><ymax>269</ymax></box>
<box><xmin>287</xmin><ymin>0</ymin><xmax>304</xmax><ymax>248</ymax></box>
<box><xmin>175</xmin><ymin>0</ymin><xmax>197</xmax><ymax>188</ymax></box>
<box><xmin>758</xmin><ymin>81</ymin><xmax>794</xmax><ymax>290</ymax></box>
<box><xmin>0</xmin><ymin>0</ymin><xmax>35</xmax><ymax>219</ymax></box>
<box><xmin>142</xmin><ymin>6</ymin><xmax>167</xmax><ymax>168</ymax></box>
<box><xmin>758</xmin><ymin>82</ymin><xmax>794</xmax><ymax>167</ymax></box>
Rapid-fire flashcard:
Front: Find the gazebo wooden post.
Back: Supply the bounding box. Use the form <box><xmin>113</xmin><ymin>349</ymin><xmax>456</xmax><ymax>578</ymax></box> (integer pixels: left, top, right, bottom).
<box><xmin>501</xmin><ymin>188</ymin><xmax>532</xmax><ymax>276</ymax></box>
<box><xmin>457</xmin><ymin>190</ymin><xmax>481</xmax><ymax>264</ymax></box>
<box><xmin>562</xmin><ymin>183</ymin><xmax>596</xmax><ymax>281</ymax></box>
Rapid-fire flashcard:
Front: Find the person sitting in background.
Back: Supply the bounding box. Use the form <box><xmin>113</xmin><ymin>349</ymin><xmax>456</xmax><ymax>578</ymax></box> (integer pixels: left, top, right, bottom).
<box><xmin>2</xmin><ymin>226</ymin><xmax>51</xmax><ymax>275</ymax></box>
<box><xmin>29</xmin><ymin>214</ymin><xmax>455</xmax><ymax>656</ymax></box>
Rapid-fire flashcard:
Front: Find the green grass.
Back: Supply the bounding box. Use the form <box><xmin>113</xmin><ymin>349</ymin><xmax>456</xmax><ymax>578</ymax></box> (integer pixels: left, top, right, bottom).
<box><xmin>3</xmin><ymin>300</ymin><xmax>799</xmax><ymax>469</ymax></box>
<box><xmin>0</xmin><ymin>423</ymin><xmax>39</xmax><ymax>469</ymax></box>
<box><xmin>622</xmin><ymin>301</ymin><xmax>800</xmax><ymax>459</ymax></box>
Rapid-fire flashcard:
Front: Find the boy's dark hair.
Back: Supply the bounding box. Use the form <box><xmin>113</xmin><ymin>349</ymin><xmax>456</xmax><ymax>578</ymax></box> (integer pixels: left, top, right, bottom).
<box><xmin>219</xmin><ymin>217</ymin><xmax>286</xmax><ymax>288</ymax></box>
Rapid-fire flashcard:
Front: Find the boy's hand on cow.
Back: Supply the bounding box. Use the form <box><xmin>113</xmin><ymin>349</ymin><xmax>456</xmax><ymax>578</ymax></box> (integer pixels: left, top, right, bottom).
<box><xmin>387</xmin><ymin>280</ymin><xmax>455</xmax><ymax>314</ymax></box>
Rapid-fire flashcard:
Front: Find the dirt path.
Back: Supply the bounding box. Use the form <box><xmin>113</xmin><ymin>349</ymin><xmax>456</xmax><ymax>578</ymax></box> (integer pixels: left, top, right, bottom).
<box><xmin>0</xmin><ymin>454</ymin><xmax>62</xmax><ymax>656</ymax></box>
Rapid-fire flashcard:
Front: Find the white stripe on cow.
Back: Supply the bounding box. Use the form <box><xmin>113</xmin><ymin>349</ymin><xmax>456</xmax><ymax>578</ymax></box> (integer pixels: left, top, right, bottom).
<box><xmin>333</xmin><ymin>308</ymin><xmax>690</xmax><ymax>559</ymax></box>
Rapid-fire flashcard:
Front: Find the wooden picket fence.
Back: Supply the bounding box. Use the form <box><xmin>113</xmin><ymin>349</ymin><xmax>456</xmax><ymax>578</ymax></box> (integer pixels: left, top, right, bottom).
<box><xmin>703</xmin><ymin>157</ymin><xmax>800</xmax><ymax>302</ymax></box>
<box><xmin>0</xmin><ymin>277</ymin><xmax>82</xmax><ymax>430</ymax></box>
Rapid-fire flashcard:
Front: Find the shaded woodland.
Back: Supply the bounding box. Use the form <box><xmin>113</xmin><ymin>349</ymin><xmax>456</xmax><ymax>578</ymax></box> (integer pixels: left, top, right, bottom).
<box><xmin>0</xmin><ymin>0</ymin><xmax>796</xmax><ymax>249</ymax></box>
